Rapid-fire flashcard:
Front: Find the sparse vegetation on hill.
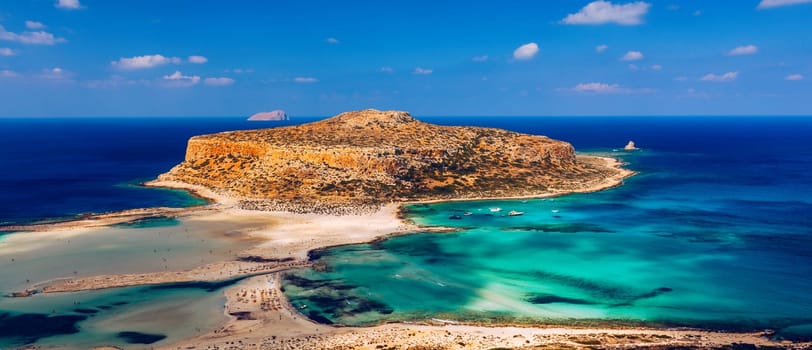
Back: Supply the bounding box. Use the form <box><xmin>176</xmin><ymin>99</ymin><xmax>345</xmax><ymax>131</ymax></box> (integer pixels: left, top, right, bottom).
<box><xmin>158</xmin><ymin>109</ymin><xmax>626</xmax><ymax>212</ymax></box>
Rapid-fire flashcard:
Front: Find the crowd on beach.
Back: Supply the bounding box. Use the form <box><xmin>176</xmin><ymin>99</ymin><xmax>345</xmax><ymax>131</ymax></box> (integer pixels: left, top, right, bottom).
<box><xmin>235</xmin><ymin>260</ymin><xmax>310</xmax><ymax>275</ymax></box>
<box><xmin>237</xmin><ymin>199</ymin><xmax>383</xmax><ymax>216</ymax></box>
<box><xmin>231</xmin><ymin>287</ymin><xmax>283</xmax><ymax>312</ymax></box>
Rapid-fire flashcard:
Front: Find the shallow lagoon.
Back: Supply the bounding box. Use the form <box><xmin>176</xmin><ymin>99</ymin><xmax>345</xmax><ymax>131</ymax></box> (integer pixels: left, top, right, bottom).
<box><xmin>283</xmin><ymin>148</ymin><xmax>812</xmax><ymax>338</ymax></box>
<box><xmin>0</xmin><ymin>280</ymin><xmax>234</xmax><ymax>349</ymax></box>
<box><xmin>0</xmin><ymin>214</ymin><xmax>262</xmax><ymax>348</ymax></box>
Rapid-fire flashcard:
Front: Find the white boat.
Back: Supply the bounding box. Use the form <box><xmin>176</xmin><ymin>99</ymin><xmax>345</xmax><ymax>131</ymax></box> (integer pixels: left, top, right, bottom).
<box><xmin>489</xmin><ymin>207</ymin><xmax>502</xmax><ymax>212</ymax></box>
<box><xmin>551</xmin><ymin>209</ymin><xmax>560</xmax><ymax>213</ymax></box>
<box><xmin>463</xmin><ymin>211</ymin><xmax>473</xmax><ymax>216</ymax></box>
<box><xmin>508</xmin><ymin>210</ymin><xmax>524</xmax><ymax>216</ymax></box>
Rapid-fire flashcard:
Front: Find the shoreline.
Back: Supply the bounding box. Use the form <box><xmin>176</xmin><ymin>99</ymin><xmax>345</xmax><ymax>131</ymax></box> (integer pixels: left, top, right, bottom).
<box><xmin>403</xmin><ymin>155</ymin><xmax>636</xmax><ymax>206</ymax></box>
<box><xmin>163</xmin><ymin>272</ymin><xmax>806</xmax><ymax>350</ymax></box>
<box><xmin>5</xmin><ymin>155</ymin><xmax>809</xmax><ymax>348</ymax></box>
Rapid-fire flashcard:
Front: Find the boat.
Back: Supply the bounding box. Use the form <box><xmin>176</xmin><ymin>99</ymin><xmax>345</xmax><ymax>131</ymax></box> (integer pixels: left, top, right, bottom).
<box><xmin>551</xmin><ymin>209</ymin><xmax>560</xmax><ymax>213</ymax></box>
<box><xmin>463</xmin><ymin>211</ymin><xmax>473</xmax><ymax>216</ymax></box>
<box><xmin>489</xmin><ymin>207</ymin><xmax>502</xmax><ymax>212</ymax></box>
<box><xmin>508</xmin><ymin>210</ymin><xmax>524</xmax><ymax>216</ymax></box>
<box><xmin>448</xmin><ymin>215</ymin><xmax>462</xmax><ymax>220</ymax></box>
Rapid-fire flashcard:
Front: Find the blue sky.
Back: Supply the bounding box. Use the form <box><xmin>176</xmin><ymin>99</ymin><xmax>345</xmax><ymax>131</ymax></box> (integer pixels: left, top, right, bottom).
<box><xmin>0</xmin><ymin>0</ymin><xmax>810</xmax><ymax>117</ymax></box>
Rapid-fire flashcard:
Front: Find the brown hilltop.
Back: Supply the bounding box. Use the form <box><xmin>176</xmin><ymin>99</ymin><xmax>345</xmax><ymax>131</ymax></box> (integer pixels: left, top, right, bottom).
<box><xmin>157</xmin><ymin>109</ymin><xmax>629</xmax><ymax>212</ymax></box>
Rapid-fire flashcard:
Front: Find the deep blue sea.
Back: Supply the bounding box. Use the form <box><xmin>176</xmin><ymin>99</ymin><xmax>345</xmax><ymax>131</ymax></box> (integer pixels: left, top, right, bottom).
<box><xmin>1</xmin><ymin>116</ymin><xmax>812</xmax><ymax>347</ymax></box>
<box><xmin>2</xmin><ymin>116</ymin><xmax>810</xmax><ymax>225</ymax></box>
<box><xmin>0</xmin><ymin>117</ymin><xmax>317</xmax><ymax>225</ymax></box>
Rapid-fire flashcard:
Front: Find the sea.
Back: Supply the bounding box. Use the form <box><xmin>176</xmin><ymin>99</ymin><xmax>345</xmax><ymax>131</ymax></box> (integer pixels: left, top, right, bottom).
<box><xmin>1</xmin><ymin>116</ymin><xmax>811</xmax><ymax>348</ymax></box>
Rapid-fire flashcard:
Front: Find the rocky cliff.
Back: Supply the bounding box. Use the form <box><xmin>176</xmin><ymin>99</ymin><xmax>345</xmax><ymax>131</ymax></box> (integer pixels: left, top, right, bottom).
<box><xmin>158</xmin><ymin>109</ymin><xmax>623</xmax><ymax>212</ymax></box>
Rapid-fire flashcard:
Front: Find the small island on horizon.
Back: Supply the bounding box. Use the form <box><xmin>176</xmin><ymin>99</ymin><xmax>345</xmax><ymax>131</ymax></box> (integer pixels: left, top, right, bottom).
<box><xmin>247</xmin><ymin>110</ymin><xmax>290</xmax><ymax>121</ymax></box>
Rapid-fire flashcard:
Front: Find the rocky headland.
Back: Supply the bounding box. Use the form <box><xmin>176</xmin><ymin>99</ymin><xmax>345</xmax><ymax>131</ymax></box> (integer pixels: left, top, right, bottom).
<box><xmin>158</xmin><ymin>109</ymin><xmax>631</xmax><ymax>213</ymax></box>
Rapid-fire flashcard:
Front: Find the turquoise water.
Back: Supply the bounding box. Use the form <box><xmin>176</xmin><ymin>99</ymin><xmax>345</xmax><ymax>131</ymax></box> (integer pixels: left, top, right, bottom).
<box><xmin>283</xmin><ymin>147</ymin><xmax>812</xmax><ymax>339</ymax></box>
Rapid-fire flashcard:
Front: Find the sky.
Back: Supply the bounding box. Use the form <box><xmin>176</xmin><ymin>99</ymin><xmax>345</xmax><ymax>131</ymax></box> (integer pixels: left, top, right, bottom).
<box><xmin>0</xmin><ymin>0</ymin><xmax>811</xmax><ymax>117</ymax></box>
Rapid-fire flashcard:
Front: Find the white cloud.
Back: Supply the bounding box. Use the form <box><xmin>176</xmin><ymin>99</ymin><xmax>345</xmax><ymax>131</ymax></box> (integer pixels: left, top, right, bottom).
<box><xmin>562</xmin><ymin>1</ymin><xmax>651</xmax><ymax>25</ymax></box>
<box><xmin>628</xmin><ymin>64</ymin><xmax>639</xmax><ymax>71</ymax></box>
<box><xmin>112</xmin><ymin>54</ymin><xmax>181</xmax><ymax>69</ymax></box>
<box><xmin>693</xmin><ymin>10</ymin><xmax>703</xmax><ymax>16</ymax></box>
<box><xmin>204</xmin><ymin>77</ymin><xmax>235</xmax><ymax>86</ymax></box>
<box><xmin>785</xmin><ymin>74</ymin><xmax>804</xmax><ymax>81</ymax></box>
<box><xmin>0</xmin><ymin>47</ymin><xmax>14</xmax><ymax>56</ymax></box>
<box><xmin>757</xmin><ymin>0</ymin><xmax>812</xmax><ymax>9</ymax></box>
<box><xmin>0</xmin><ymin>25</ymin><xmax>65</xmax><ymax>45</ymax></box>
<box><xmin>573</xmin><ymin>82</ymin><xmax>610</xmax><ymax>92</ymax></box>
<box><xmin>727</xmin><ymin>45</ymin><xmax>758</xmax><ymax>56</ymax></box>
<box><xmin>571</xmin><ymin>82</ymin><xmax>618</xmax><ymax>93</ymax></box>
<box><xmin>595</xmin><ymin>44</ymin><xmax>609</xmax><ymax>53</ymax></box>
<box><xmin>563</xmin><ymin>82</ymin><xmax>654</xmax><ymax>94</ymax></box>
<box><xmin>325</xmin><ymin>37</ymin><xmax>340</xmax><ymax>44</ymax></box>
<box><xmin>620</xmin><ymin>50</ymin><xmax>644</xmax><ymax>61</ymax></box>
<box><xmin>513</xmin><ymin>42</ymin><xmax>539</xmax><ymax>60</ymax></box>
<box><xmin>379</xmin><ymin>67</ymin><xmax>393</xmax><ymax>73</ymax></box>
<box><xmin>0</xmin><ymin>69</ymin><xmax>19</xmax><ymax>78</ymax></box>
<box><xmin>651</xmin><ymin>64</ymin><xmax>663</xmax><ymax>71</ymax></box>
<box><xmin>472</xmin><ymin>55</ymin><xmax>489</xmax><ymax>62</ymax></box>
<box><xmin>25</xmin><ymin>21</ymin><xmax>45</xmax><ymax>30</ymax></box>
<box><xmin>293</xmin><ymin>76</ymin><xmax>318</xmax><ymax>83</ymax></box>
<box><xmin>162</xmin><ymin>70</ymin><xmax>200</xmax><ymax>87</ymax></box>
<box><xmin>226</xmin><ymin>68</ymin><xmax>254</xmax><ymax>74</ymax></box>
<box><xmin>55</xmin><ymin>0</ymin><xmax>81</xmax><ymax>9</ymax></box>
<box><xmin>188</xmin><ymin>55</ymin><xmax>208</xmax><ymax>64</ymax></box>
<box><xmin>413</xmin><ymin>67</ymin><xmax>433</xmax><ymax>75</ymax></box>
<box><xmin>700</xmin><ymin>71</ymin><xmax>738</xmax><ymax>82</ymax></box>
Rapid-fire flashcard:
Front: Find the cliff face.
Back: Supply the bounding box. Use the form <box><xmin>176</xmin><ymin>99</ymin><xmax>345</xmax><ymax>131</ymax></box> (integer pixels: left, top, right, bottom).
<box><xmin>159</xmin><ymin>109</ymin><xmax>603</xmax><ymax>209</ymax></box>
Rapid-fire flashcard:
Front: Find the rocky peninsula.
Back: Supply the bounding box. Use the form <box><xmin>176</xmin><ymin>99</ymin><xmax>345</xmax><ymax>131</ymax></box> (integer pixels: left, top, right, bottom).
<box><xmin>157</xmin><ymin>109</ymin><xmax>630</xmax><ymax>214</ymax></box>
